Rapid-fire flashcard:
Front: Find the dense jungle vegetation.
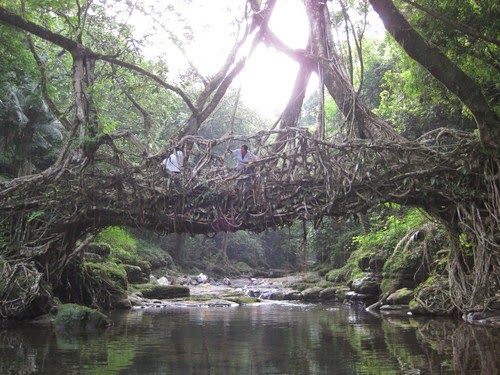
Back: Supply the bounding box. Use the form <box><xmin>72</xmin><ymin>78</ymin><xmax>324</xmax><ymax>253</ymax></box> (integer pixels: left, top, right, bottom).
<box><xmin>0</xmin><ymin>0</ymin><xmax>498</xmax><ymax>320</ymax></box>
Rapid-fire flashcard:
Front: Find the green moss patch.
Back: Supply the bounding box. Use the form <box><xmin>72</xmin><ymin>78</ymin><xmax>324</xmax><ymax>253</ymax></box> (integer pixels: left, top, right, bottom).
<box><xmin>54</xmin><ymin>303</ymin><xmax>111</xmax><ymax>331</ymax></box>
<box><xmin>133</xmin><ymin>284</ymin><xmax>190</xmax><ymax>299</ymax></box>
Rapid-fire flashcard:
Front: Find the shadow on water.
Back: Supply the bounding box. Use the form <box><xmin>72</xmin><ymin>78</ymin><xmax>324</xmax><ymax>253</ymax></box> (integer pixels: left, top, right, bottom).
<box><xmin>0</xmin><ymin>302</ymin><xmax>499</xmax><ymax>374</ymax></box>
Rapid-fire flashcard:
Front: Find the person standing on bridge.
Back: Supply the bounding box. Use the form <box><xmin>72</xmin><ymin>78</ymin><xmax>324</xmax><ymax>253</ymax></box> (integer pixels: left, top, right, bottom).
<box><xmin>226</xmin><ymin>144</ymin><xmax>257</xmax><ymax>171</ymax></box>
<box><xmin>226</xmin><ymin>144</ymin><xmax>257</xmax><ymax>190</ymax></box>
<box><xmin>161</xmin><ymin>147</ymin><xmax>184</xmax><ymax>188</ymax></box>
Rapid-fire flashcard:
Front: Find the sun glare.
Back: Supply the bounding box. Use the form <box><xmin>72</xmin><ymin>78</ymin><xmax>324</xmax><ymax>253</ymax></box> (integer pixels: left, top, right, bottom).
<box><xmin>238</xmin><ymin>0</ymin><xmax>311</xmax><ymax>118</ymax></box>
<box><xmin>126</xmin><ymin>0</ymin><xmax>384</xmax><ymax>121</ymax></box>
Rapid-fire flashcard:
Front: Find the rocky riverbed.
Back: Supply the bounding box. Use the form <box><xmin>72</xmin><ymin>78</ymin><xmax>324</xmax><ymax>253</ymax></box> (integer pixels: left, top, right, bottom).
<box><xmin>126</xmin><ymin>273</ymin><xmax>349</xmax><ymax>310</ymax></box>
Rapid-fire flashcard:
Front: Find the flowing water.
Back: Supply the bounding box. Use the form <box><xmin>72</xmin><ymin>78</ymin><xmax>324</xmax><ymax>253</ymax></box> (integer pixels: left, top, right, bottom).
<box><xmin>1</xmin><ymin>302</ymin><xmax>499</xmax><ymax>374</ymax></box>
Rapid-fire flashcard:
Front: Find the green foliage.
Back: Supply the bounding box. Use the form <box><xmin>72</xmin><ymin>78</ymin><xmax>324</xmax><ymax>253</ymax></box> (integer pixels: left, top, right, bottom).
<box><xmin>226</xmin><ymin>231</ymin><xmax>266</xmax><ymax>266</ymax></box>
<box><xmin>96</xmin><ymin>226</ymin><xmax>138</xmax><ymax>264</ymax></box>
<box><xmin>353</xmin><ymin>207</ymin><xmax>426</xmax><ymax>254</ymax></box>
<box><xmin>359</xmin><ymin>39</ymin><xmax>392</xmax><ymax>110</ymax></box>
<box><xmin>325</xmin><ymin>206</ymin><xmax>428</xmax><ymax>283</ymax></box>
<box><xmin>0</xmin><ymin>85</ymin><xmax>64</xmax><ymax>176</ymax></box>
<box><xmin>371</xmin><ymin>37</ymin><xmax>476</xmax><ymax>138</ymax></box>
<box><xmin>408</xmin><ymin>0</ymin><xmax>499</xmax><ymax>104</ymax></box>
<box><xmin>0</xmin><ymin>25</ymin><xmax>38</xmax><ymax>90</ymax></box>
<box><xmin>136</xmin><ymin>237</ymin><xmax>174</xmax><ymax>270</ymax></box>
<box><xmin>181</xmin><ymin>231</ymin><xmax>266</xmax><ymax>269</ymax></box>
<box><xmin>27</xmin><ymin>210</ymin><xmax>44</xmax><ymax>222</ymax></box>
<box><xmin>309</xmin><ymin>217</ymin><xmax>362</xmax><ymax>268</ymax></box>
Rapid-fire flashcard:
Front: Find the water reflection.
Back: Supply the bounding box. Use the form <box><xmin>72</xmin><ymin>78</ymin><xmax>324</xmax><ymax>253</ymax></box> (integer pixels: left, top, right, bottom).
<box><xmin>0</xmin><ymin>302</ymin><xmax>498</xmax><ymax>374</ymax></box>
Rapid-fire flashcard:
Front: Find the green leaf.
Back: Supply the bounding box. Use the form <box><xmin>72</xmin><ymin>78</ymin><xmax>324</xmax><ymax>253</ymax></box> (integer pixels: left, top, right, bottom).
<box><xmin>27</xmin><ymin>210</ymin><xmax>44</xmax><ymax>222</ymax></box>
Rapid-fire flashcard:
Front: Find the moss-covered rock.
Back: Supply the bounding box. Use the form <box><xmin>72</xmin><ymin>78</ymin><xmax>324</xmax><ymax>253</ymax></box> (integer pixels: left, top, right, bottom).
<box><xmin>301</xmin><ymin>286</ymin><xmax>324</xmax><ymax>301</ymax></box>
<box><xmin>124</xmin><ymin>264</ymin><xmax>149</xmax><ymax>284</ymax></box>
<box><xmin>381</xmin><ymin>223</ymin><xmax>444</xmax><ymax>296</ymax></box>
<box><xmin>85</xmin><ymin>243</ymin><xmax>111</xmax><ymax>257</ymax></box>
<box><xmin>86</xmin><ymin>261</ymin><xmax>127</xmax><ymax>290</ymax></box>
<box><xmin>84</xmin><ymin>261</ymin><xmax>128</xmax><ymax>309</ymax></box>
<box><xmin>325</xmin><ymin>268</ymin><xmax>347</xmax><ymax>283</ymax></box>
<box><xmin>351</xmin><ymin>273</ymin><xmax>381</xmax><ymax>296</ymax></box>
<box><xmin>224</xmin><ymin>296</ymin><xmax>260</xmax><ymax>305</ymax></box>
<box><xmin>319</xmin><ymin>287</ymin><xmax>338</xmax><ymax>301</ymax></box>
<box><xmin>409</xmin><ymin>276</ymin><xmax>456</xmax><ymax>315</ymax></box>
<box><xmin>54</xmin><ymin>303</ymin><xmax>111</xmax><ymax>331</ymax></box>
<box><xmin>386</xmin><ymin>288</ymin><xmax>414</xmax><ymax>305</ymax></box>
<box><xmin>133</xmin><ymin>284</ymin><xmax>190</xmax><ymax>299</ymax></box>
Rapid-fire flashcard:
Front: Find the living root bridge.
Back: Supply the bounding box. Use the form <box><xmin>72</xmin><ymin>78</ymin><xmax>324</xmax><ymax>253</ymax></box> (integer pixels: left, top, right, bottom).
<box><xmin>0</xmin><ymin>127</ymin><xmax>498</xmax><ymax>314</ymax></box>
<box><xmin>0</xmin><ymin>127</ymin><xmax>494</xmax><ymax>241</ymax></box>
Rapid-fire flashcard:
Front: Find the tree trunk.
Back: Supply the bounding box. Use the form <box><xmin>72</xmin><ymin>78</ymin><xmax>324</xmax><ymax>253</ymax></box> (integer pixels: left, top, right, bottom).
<box><xmin>17</xmin><ymin>119</ymin><xmax>35</xmax><ymax>177</ymax></box>
<box><xmin>172</xmin><ymin>233</ymin><xmax>187</xmax><ymax>267</ymax></box>
<box><xmin>220</xmin><ymin>232</ymin><xmax>229</xmax><ymax>265</ymax></box>
<box><xmin>369</xmin><ymin>0</ymin><xmax>499</xmax><ymax>150</ymax></box>
<box><xmin>304</xmin><ymin>0</ymin><xmax>404</xmax><ymax>142</ymax></box>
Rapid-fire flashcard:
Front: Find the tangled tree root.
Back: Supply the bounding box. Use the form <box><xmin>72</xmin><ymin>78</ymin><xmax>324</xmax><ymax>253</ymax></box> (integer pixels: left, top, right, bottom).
<box><xmin>0</xmin><ymin>259</ymin><xmax>52</xmax><ymax>318</ymax></box>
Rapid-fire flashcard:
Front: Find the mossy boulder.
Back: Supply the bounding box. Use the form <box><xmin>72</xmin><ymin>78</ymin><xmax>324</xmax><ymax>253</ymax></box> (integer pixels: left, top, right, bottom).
<box><xmin>86</xmin><ymin>261</ymin><xmax>128</xmax><ymax>290</ymax></box>
<box><xmin>133</xmin><ymin>284</ymin><xmax>190</xmax><ymax>299</ymax></box>
<box><xmin>381</xmin><ymin>224</ymin><xmax>444</xmax><ymax>295</ymax></box>
<box><xmin>54</xmin><ymin>303</ymin><xmax>111</xmax><ymax>331</ymax></box>
<box><xmin>84</xmin><ymin>243</ymin><xmax>111</xmax><ymax>257</ymax></box>
<box><xmin>84</xmin><ymin>261</ymin><xmax>128</xmax><ymax>309</ymax></box>
<box><xmin>124</xmin><ymin>264</ymin><xmax>149</xmax><ymax>284</ymax></box>
<box><xmin>325</xmin><ymin>268</ymin><xmax>347</xmax><ymax>283</ymax></box>
<box><xmin>409</xmin><ymin>276</ymin><xmax>456</xmax><ymax>315</ymax></box>
<box><xmin>382</xmin><ymin>246</ymin><xmax>425</xmax><ymax>294</ymax></box>
<box><xmin>301</xmin><ymin>286</ymin><xmax>324</xmax><ymax>301</ymax></box>
<box><xmin>351</xmin><ymin>273</ymin><xmax>381</xmax><ymax>296</ymax></box>
<box><xmin>319</xmin><ymin>287</ymin><xmax>338</xmax><ymax>301</ymax></box>
<box><xmin>386</xmin><ymin>288</ymin><xmax>414</xmax><ymax>305</ymax></box>
<box><xmin>358</xmin><ymin>255</ymin><xmax>371</xmax><ymax>272</ymax></box>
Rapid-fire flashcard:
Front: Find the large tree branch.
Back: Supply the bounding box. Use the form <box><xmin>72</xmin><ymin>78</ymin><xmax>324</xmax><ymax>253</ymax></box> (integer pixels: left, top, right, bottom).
<box><xmin>26</xmin><ymin>34</ymin><xmax>72</xmax><ymax>131</ymax></box>
<box><xmin>305</xmin><ymin>0</ymin><xmax>404</xmax><ymax>142</ymax></box>
<box><xmin>97</xmin><ymin>55</ymin><xmax>198</xmax><ymax>114</ymax></box>
<box><xmin>0</xmin><ymin>6</ymin><xmax>78</xmax><ymax>52</ymax></box>
<box><xmin>370</xmin><ymin>0</ymin><xmax>499</xmax><ymax>150</ymax></box>
<box><xmin>0</xmin><ymin>6</ymin><xmax>199</xmax><ymax>115</ymax></box>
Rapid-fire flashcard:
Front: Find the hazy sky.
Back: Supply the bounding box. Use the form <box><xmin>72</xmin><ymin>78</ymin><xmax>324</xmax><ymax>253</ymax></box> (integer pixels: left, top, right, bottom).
<box><xmin>124</xmin><ymin>0</ymin><xmax>383</xmax><ymax>118</ymax></box>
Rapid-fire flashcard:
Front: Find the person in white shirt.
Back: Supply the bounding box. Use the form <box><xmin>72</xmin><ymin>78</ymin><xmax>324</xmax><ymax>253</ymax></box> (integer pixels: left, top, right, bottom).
<box><xmin>227</xmin><ymin>144</ymin><xmax>257</xmax><ymax>190</ymax></box>
<box><xmin>161</xmin><ymin>147</ymin><xmax>184</xmax><ymax>188</ymax></box>
<box><xmin>162</xmin><ymin>147</ymin><xmax>184</xmax><ymax>174</ymax></box>
<box><xmin>226</xmin><ymin>144</ymin><xmax>257</xmax><ymax>172</ymax></box>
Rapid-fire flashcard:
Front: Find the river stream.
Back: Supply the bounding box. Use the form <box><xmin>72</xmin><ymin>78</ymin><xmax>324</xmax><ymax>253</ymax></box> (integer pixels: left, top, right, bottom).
<box><xmin>1</xmin><ymin>301</ymin><xmax>499</xmax><ymax>374</ymax></box>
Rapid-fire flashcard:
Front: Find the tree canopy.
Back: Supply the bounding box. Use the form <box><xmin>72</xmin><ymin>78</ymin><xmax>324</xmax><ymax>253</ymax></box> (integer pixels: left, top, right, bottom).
<box><xmin>0</xmin><ymin>0</ymin><xmax>498</xmax><ymax>318</ymax></box>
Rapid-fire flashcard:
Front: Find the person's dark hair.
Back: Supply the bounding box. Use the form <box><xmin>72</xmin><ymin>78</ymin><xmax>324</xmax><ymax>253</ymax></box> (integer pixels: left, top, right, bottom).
<box><xmin>241</xmin><ymin>144</ymin><xmax>249</xmax><ymax>151</ymax></box>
